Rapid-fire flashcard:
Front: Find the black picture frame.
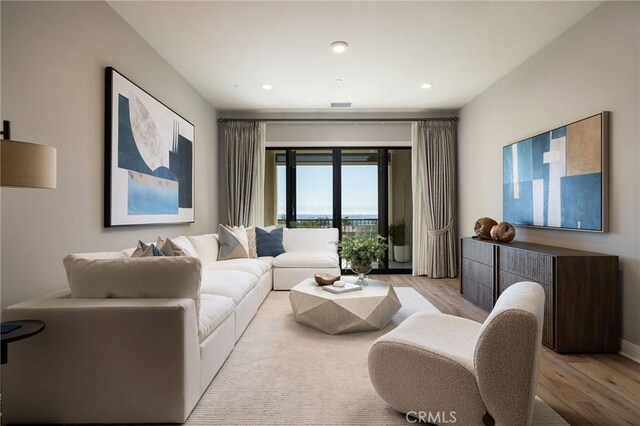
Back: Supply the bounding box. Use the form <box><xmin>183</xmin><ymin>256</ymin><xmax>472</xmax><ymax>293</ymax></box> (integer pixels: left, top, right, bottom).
<box><xmin>502</xmin><ymin>111</ymin><xmax>610</xmax><ymax>233</ymax></box>
<box><xmin>105</xmin><ymin>67</ymin><xmax>195</xmax><ymax>227</ymax></box>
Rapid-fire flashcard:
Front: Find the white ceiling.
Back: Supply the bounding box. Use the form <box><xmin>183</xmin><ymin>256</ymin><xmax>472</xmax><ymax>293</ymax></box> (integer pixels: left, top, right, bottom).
<box><xmin>108</xmin><ymin>1</ymin><xmax>600</xmax><ymax>112</ymax></box>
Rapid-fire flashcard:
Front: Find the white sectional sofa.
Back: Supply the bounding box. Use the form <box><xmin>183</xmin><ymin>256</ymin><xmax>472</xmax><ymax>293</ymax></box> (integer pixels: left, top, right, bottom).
<box><xmin>273</xmin><ymin>228</ymin><xmax>342</xmax><ymax>290</ymax></box>
<box><xmin>2</xmin><ymin>227</ymin><xmax>339</xmax><ymax>424</ymax></box>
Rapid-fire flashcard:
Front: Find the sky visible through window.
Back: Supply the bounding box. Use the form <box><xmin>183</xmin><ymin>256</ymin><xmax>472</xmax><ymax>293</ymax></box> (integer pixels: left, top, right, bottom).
<box><xmin>277</xmin><ymin>165</ymin><xmax>378</xmax><ymax>218</ymax></box>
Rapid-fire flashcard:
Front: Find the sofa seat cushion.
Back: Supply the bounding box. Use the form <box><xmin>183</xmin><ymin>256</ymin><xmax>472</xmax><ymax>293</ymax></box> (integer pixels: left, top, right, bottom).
<box><xmin>204</xmin><ymin>258</ymin><xmax>270</xmax><ymax>277</ymax></box>
<box><xmin>272</xmin><ymin>250</ymin><xmax>339</xmax><ymax>268</ymax></box>
<box><xmin>257</xmin><ymin>256</ymin><xmax>274</xmax><ymax>267</ymax></box>
<box><xmin>201</xmin><ymin>270</ymin><xmax>257</xmax><ymax>305</ymax></box>
<box><xmin>199</xmin><ymin>294</ymin><xmax>235</xmax><ymax>341</ymax></box>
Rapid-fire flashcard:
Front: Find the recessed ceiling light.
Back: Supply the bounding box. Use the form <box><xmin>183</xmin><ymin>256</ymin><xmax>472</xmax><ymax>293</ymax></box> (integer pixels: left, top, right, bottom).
<box><xmin>331</xmin><ymin>41</ymin><xmax>348</xmax><ymax>54</ymax></box>
<box><xmin>335</xmin><ymin>78</ymin><xmax>343</xmax><ymax>84</ymax></box>
<box><xmin>262</xmin><ymin>84</ymin><xmax>273</xmax><ymax>90</ymax></box>
<box><xmin>421</xmin><ymin>83</ymin><xmax>433</xmax><ymax>89</ymax></box>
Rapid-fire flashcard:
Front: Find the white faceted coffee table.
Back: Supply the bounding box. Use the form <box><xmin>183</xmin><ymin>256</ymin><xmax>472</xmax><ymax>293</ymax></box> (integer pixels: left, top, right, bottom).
<box><xmin>289</xmin><ymin>278</ymin><xmax>402</xmax><ymax>335</ymax></box>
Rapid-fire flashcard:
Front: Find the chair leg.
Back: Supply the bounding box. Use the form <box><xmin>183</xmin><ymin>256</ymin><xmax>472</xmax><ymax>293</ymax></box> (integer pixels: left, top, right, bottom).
<box><xmin>483</xmin><ymin>412</ymin><xmax>495</xmax><ymax>426</ymax></box>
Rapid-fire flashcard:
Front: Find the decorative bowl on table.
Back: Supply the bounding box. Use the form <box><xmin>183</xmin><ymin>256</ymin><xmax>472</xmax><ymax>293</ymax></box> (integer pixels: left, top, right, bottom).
<box><xmin>314</xmin><ymin>273</ymin><xmax>340</xmax><ymax>286</ymax></box>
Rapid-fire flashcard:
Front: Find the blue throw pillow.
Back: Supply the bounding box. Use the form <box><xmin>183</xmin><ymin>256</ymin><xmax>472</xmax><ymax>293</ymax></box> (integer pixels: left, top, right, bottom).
<box><xmin>255</xmin><ymin>227</ymin><xmax>285</xmax><ymax>257</ymax></box>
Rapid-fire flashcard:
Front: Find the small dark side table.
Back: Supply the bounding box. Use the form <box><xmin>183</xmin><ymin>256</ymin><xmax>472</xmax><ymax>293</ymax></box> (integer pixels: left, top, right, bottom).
<box><xmin>1</xmin><ymin>320</ymin><xmax>45</xmax><ymax>364</ymax></box>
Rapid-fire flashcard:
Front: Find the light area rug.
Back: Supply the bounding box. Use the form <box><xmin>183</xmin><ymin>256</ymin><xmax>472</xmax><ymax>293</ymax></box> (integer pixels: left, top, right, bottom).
<box><xmin>186</xmin><ymin>289</ymin><xmax>568</xmax><ymax>425</ymax></box>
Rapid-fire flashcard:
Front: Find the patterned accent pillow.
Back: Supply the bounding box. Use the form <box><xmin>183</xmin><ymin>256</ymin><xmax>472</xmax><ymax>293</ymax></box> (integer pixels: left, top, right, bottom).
<box><xmin>156</xmin><ymin>237</ymin><xmax>190</xmax><ymax>256</ymax></box>
<box><xmin>246</xmin><ymin>226</ymin><xmax>258</xmax><ymax>258</ymax></box>
<box><xmin>131</xmin><ymin>240</ymin><xmax>165</xmax><ymax>257</ymax></box>
<box><xmin>255</xmin><ymin>227</ymin><xmax>285</xmax><ymax>257</ymax></box>
<box><xmin>217</xmin><ymin>225</ymin><xmax>250</xmax><ymax>260</ymax></box>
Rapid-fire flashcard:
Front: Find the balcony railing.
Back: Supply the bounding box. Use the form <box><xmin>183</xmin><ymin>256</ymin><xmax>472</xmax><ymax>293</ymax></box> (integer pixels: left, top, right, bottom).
<box><xmin>277</xmin><ymin>218</ymin><xmax>379</xmax><ymax>237</ymax></box>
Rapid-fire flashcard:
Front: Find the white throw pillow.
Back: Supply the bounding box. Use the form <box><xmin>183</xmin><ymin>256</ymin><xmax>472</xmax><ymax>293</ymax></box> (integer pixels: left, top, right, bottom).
<box><xmin>63</xmin><ymin>256</ymin><xmax>202</xmax><ymax>318</ymax></box>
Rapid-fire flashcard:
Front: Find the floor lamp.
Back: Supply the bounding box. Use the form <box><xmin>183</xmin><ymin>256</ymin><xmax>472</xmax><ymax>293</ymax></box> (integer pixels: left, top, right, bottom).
<box><xmin>0</xmin><ymin>119</ymin><xmax>56</xmax><ymax>362</ymax></box>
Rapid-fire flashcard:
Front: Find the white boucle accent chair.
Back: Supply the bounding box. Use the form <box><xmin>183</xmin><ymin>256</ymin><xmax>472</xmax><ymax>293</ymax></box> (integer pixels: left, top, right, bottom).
<box><xmin>368</xmin><ymin>281</ymin><xmax>545</xmax><ymax>426</ymax></box>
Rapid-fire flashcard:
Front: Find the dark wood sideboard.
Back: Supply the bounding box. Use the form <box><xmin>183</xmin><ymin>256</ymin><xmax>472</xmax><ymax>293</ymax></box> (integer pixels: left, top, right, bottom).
<box><xmin>459</xmin><ymin>237</ymin><xmax>619</xmax><ymax>353</ymax></box>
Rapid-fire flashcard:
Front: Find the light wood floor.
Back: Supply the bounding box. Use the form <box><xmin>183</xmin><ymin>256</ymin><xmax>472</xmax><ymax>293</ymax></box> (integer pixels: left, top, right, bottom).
<box><xmin>369</xmin><ymin>274</ymin><xmax>640</xmax><ymax>426</ymax></box>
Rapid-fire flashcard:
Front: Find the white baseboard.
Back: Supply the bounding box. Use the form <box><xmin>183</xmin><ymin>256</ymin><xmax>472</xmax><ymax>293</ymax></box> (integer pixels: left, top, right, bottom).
<box><xmin>620</xmin><ymin>339</ymin><xmax>640</xmax><ymax>364</ymax></box>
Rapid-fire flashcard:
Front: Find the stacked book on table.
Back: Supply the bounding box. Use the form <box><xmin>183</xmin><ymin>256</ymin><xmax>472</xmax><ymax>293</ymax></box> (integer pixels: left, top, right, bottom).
<box><xmin>322</xmin><ymin>282</ymin><xmax>363</xmax><ymax>294</ymax></box>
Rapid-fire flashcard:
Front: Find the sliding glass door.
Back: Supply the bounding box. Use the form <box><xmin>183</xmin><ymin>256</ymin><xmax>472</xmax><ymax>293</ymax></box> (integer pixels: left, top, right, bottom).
<box><xmin>340</xmin><ymin>149</ymin><xmax>381</xmax><ymax>269</ymax></box>
<box><xmin>293</xmin><ymin>150</ymin><xmax>334</xmax><ymax>228</ymax></box>
<box><xmin>264</xmin><ymin>147</ymin><xmax>411</xmax><ymax>273</ymax></box>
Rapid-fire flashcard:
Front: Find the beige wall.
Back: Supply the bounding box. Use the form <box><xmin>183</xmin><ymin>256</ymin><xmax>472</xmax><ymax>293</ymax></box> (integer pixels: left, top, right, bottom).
<box><xmin>1</xmin><ymin>1</ymin><xmax>219</xmax><ymax>307</ymax></box>
<box><xmin>459</xmin><ymin>2</ymin><xmax>640</xmax><ymax>346</ymax></box>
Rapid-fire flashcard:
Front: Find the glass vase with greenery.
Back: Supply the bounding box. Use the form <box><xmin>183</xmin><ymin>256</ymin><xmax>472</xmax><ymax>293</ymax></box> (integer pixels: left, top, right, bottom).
<box><xmin>336</xmin><ymin>235</ymin><xmax>387</xmax><ymax>286</ymax></box>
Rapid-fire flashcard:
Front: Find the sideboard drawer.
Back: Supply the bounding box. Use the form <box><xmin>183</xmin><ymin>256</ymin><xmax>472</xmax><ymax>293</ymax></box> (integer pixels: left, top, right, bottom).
<box><xmin>499</xmin><ymin>247</ymin><xmax>553</xmax><ymax>285</ymax></box>
<box><xmin>461</xmin><ymin>277</ymin><xmax>480</xmax><ymax>305</ymax></box>
<box><xmin>499</xmin><ymin>270</ymin><xmax>553</xmax><ymax>317</ymax></box>
<box><xmin>462</xmin><ymin>258</ymin><xmax>493</xmax><ymax>286</ymax></box>
<box><xmin>478</xmin><ymin>285</ymin><xmax>494</xmax><ymax>311</ymax></box>
<box><xmin>500</xmin><ymin>271</ymin><xmax>555</xmax><ymax>347</ymax></box>
<box><xmin>461</xmin><ymin>238</ymin><xmax>493</xmax><ymax>267</ymax></box>
<box><xmin>461</xmin><ymin>276</ymin><xmax>494</xmax><ymax>311</ymax></box>
<box><xmin>543</xmin><ymin>314</ymin><xmax>555</xmax><ymax>347</ymax></box>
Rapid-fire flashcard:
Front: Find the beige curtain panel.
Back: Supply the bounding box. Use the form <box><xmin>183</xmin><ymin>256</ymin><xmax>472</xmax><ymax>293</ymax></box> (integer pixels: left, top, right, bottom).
<box><xmin>412</xmin><ymin>120</ymin><xmax>457</xmax><ymax>278</ymax></box>
<box><xmin>225</xmin><ymin>121</ymin><xmax>264</xmax><ymax>227</ymax></box>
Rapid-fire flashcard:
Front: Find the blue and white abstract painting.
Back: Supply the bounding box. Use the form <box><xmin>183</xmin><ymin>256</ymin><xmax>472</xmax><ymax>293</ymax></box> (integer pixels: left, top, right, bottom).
<box><xmin>503</xmin><ymin>114</ymin><xmax>605</xmax><ymax>231</ymax></box>
<box><xmin>106</xmin><ymin>67</ymin><xmax>194</xmax><ymax>226</ymax></box>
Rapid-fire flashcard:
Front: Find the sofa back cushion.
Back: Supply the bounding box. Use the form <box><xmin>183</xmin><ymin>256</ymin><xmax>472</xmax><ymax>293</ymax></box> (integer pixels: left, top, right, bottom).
<box><xmin>171</xmin><ymin>235</ymin><xmax>198</xmax><ymax>257</ymax></box>
<box><xmin>283</xmin><ymin>228</ymin><xmax>339</xmax><ymax>253</ymax></box>
<box><xmin>64</xmin><ymin>250</ymin><xmax>130</xmax><ymax>260</ymax></box>
<box><xmin>186</xmin><ymin>234</ymin><xmax>219</xmax><ymax>266</ymax></box>
<box><xmin>63</xmin><ymin>256</ymin><xmax>202</xmax><ymax>318</ymax></box>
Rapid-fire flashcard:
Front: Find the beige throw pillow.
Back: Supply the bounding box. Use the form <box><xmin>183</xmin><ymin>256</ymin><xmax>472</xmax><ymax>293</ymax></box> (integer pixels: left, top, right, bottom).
<box><xmin>131</xmin><ymin>240</ymin><xmax>164</xmax><ymax>257</ymax></box>
<box><xmin>156</xmin><ymin>237</ymin><xmax>190</xmax><ymax>256</ymax></box>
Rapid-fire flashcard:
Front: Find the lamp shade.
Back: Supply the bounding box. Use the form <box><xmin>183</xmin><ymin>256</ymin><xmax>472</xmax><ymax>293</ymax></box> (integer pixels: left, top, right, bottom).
<box><xmin>1</xmin><ymin>140</ymin><xmax>57</xmax><ymax>189</ymax></box>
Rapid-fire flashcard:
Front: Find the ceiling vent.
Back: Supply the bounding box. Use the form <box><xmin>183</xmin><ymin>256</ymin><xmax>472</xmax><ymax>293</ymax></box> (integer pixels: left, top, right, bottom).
<box><xmin>331</xmin><ymin>102</ymin><xmax>351</xmax><ymax>108</ymax></box>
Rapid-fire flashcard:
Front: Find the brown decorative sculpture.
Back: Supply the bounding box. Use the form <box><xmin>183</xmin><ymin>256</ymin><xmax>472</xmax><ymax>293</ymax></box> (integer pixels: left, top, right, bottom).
<box><xmin>490</xmin><ymin>222</ymin><xmax>516</xmax><ymax>243</ymax></box>
<box><xmin>314</xmin><ymin>273</ymin><xmax>340</xmax><ymax>286</ymax></box>
<box><xmin>474</xmin><ymin>217</ymin><xmax>498</xmax><ymax>240</ymax></box>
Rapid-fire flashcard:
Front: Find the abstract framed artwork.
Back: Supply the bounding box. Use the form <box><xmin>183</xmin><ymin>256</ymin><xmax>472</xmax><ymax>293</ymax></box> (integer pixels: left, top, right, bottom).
<box><xmin>503</xmin><ymin>112</ymin><xmax>609</xmax><ymax>232</ymax></box>
<box><xmin>105</xmin><ymin>67</ymin><xmax>194</xmax><ymax>227</ymax></box>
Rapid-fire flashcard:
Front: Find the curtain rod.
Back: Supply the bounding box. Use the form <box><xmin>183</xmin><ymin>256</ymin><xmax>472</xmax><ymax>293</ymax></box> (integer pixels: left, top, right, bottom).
<box><xmin>217</xmin><ymin>117</ymin><xmax>458</xmax><ymax>124</ymax></box>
